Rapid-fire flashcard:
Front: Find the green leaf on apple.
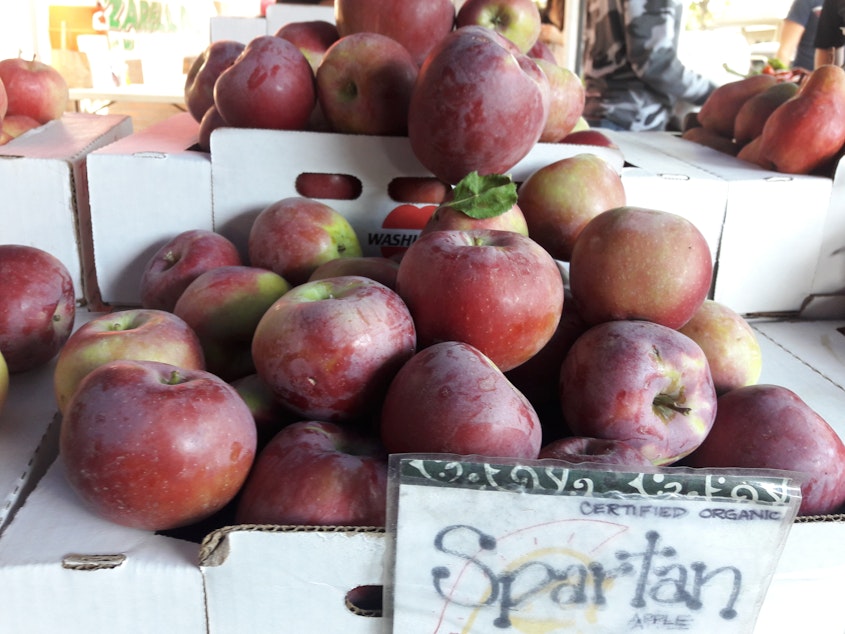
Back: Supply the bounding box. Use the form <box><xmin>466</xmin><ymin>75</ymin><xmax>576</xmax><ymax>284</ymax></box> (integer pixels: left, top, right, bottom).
<box><xmin>446</xmin><ymin>171</ymin><xmax>518</xmax><ymax>219</ymax></box>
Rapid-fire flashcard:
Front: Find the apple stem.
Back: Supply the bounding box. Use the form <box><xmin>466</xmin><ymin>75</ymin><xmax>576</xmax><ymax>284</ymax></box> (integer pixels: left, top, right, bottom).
<box><xmin>163</xmin><ymin>370</ymin><xmax>186</xmax><ymax>385</ymax></box>
<box><xmin>653</xmin><ymin>392</ymin><xmax>692</xmax><ymax>422</ymax></box>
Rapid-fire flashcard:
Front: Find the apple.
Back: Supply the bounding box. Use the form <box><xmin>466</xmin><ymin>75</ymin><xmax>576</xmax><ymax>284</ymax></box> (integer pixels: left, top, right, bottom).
<box><xmin>559</xmin><ymin>319</ymin><xmax>717</xmax><ymax>466</ymax></box>
<box><xmin>53</xmin><ymin>308</ymin><xmax>206</xmax><ymax>415</ymax></box>
<box><xmin>295</xmin><ymin>172</ymin><xmax>362</xmax><ymax>200</ymax></box>
<box><xmin>316</xmin><ymin>32</ymin><xmax>418</xmax><ymax>136</ymax></box>
<box><xmin>172</xmin><ymin>265</ymin><xmax>291</xmax><ymax>382</ymax></box>
<box><xmin>197</xmin><ymin>104</ymin><xmax>227</xmax><ymax>153</ymax></box>
<box><xmin>684</xmin><ymin>384</ymin><xmax>845</xmax><ymax>516</ymax></box>
<box><xmin>0</xmin><ymin>76</ymin><xmax>6</xmax><ymax>119</ymax></box>
<box><xmin>230</xmin><ymin>373</ymin><xmax>300</xmax><ymax>449</ymax></box>
<box><xmin>0</xmin><ymin>130</ymin><xmax>11</xmax><ymax>146</ymax></box>
<box><xmin>535</xmin><ymin>58</ymin><xmax>585</xmax><ymax>143</ymax></box>
<box><xmin>568</xmin><ymin>207</ymin><xmax>713</xmax><ymax>330</ymax></box>
<box><xmin>60</xmin><ymin>359</ymin><xmax>257</xmax><ymax>531</ymax></box>
<box><xmin>307</xmin><ymin>256</ymin><xmax>400</xmax><ymax>290</ymax></box>
<box><xmin>380</xmin><ymin>340</ymin><xmax>542</xmax><ymax>458</ymax></box>
<box><xmin>0</xmin><ymin>349</ymin><xmax>8</xmax><ymax>414</ymax></box>
<box><xmin>455</xmin><ymin>0</ymin><xmax>543</xmax><ymax>54</ymax></box>
<box><xmin>274</xmin><ymin>20</ymin><xmax>340</xmax><ymax>73</ymax></box>
<box><xmin>140</xmin><ymin>229</ymin><xmax>243</xmax><ymax>312</ymax></box>
<box><xmin>395</xmin><ymin>228</ymin><xmax>564</xmax><ymax>372</ymax></box>
<box><xmin>561</xmin><ymin>128</ymin><xmax>619</xmax><ymax>148</ymax></box>
<box><xmin>529</xmin><ymin>36</ymin><xmax>557</xmax><ymax>64</ymax></box>
<box><xmin>539</xmin><ymin>437</ymin><xmax>655</xmax><ymax>467</ymax></box>
<box><xmin>235</xmin><ymin>420</ymin><xmax>388</xmax><ymax>527</ymax></box>
<box><xmin>213</xmin><ymin>35</ymin><xmax>316</xmax><ymax>131</ymax></box>
<box><xmin>387</xmin><ymin>176</ymin><xmax>451</xmax><ymax>204</ymax></box>
<box><xmin>517</xmin><ymin>153</ymin><xmax>626</xmax><ymax>261</ymax></box>
<box><xmin>184</xmin><ymin>39</ymin><xmax>245</xmax><ymax>123</ymax></box>
<box><xmin>0</xmin><ymin>113</ymin><xmax>40</xmax><ymax>139</ymax></box>
<box><xmin>334</xmin><ymin>0</ymin><xmax>456</xmax><ymax>67</ymax></box>
<box><xmin>407</xmin><ymin>25</ymin><xmax>550</xmax><ymax>185</ymax></box>
<box><xmin>0</xmin><ymin>56</ymin><xmax>68</xmax><ymax>124</ymax></box>
<box><xmin>252</xmin><ymin>275</ymin><xmax>416</xmax><ymax>424</ymax></box>
<box><xmin>0</xmin><ymin>244</ymin><xmax>75</xmax><ymax>374</ymax></box>
<box><xmin>247</xmin><ymin>196</ymin><xmax>363</xmax><ymax>286</ymax></box>
<box><xmin>678</xmin><ymin>299</ymin><xmax>762</xmax><ymax>395</ymax></box>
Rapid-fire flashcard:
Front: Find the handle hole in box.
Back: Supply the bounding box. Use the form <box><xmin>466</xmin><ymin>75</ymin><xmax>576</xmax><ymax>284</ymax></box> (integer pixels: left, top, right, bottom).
<box><xmin>345</xmin><ymin>584</ymin><xmax>383</xmax><ymax>618</ymax></box>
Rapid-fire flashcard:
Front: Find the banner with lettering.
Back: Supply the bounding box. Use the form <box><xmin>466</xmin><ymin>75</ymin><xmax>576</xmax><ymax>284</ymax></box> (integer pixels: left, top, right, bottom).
<box><xmin>385</xmin><ymin>455</ymin><xmax>801</xmax><ymax>633</ymax></box>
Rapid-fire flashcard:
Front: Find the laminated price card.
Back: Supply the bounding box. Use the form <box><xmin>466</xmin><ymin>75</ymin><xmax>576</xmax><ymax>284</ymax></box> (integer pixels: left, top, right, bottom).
<box><xmin>384</xmin><ymin>455</ymin><xmax>802</xmax><ymax>634</ymax></box>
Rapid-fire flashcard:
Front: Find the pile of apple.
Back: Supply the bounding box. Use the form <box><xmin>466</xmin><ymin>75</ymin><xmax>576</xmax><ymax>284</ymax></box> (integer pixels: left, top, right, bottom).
<box><xmin>0</xmin><ymin>56</ymin><xmax>69</xmax><ymax>146</ymax></box>
<box><xmin>682</xmin><ymin>64</ymin><xmax>845</xmax><ymax>176</ymax></box>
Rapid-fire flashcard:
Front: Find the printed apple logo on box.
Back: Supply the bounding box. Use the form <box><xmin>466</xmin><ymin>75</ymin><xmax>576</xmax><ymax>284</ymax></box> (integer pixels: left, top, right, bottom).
<box><xmin>375</xmin><ymin>204</ymin><xmax>436</xmax><ymax>258</ymax></box>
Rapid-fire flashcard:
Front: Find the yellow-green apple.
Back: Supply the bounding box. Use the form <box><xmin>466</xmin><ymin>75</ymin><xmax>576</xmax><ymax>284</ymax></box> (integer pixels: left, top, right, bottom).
<box><xmin>184</xmin><ymin>39</ymin><xmax>245</xmax><ymax>123</ymax></box>
<box><xmin>395</xmin><ymin>228</ymin><xmax>563</xmax><ymax>372</ymax></box>
<box><xmin>0</xmin><ymin>129</ymin><xmax>11</xmax><ymax>146</ymax></box>
<box><xmin>455</xmin><ymin>0</ymin><xmax>543</xmax><ymax>54</ymax></box>
<box><xmin>539</xmin><ymin>437</ymin><xmax>654</xmax><ymax>467</ymax></box>
<box><xmin>213</xmin><ymin>35</ymin><xmax>315</xmax><ymax>131</ymax></box>
<box><xmin>0</xmin><ymin>113</ymin><xmax>41</xmax><ymax>140</ymax></box>
<box><xmin>517</xmin><ymin>153</ymin><xmax>626</xmax><ymax>261</ymax></box>
<box><xmin>334</xmin><ymin>0</ymin><xmax>456</xmax><ymax>67</ymax></box>
<box><xmin>678</xmin><ymin>299</ymin><xmax>762</xmax><ymax>395</ymax></box>
<box><xmin>316</xmin><ymin>32</ymin><xmax>418</xmax><ymax>136</ymax></box>
<box><xmin>0</xmin><ymin>350</ymin><xmax>8</xmax><ymax>413</ymax></box>
<box><xmin>0</xmin><ymin>244</ymin><xmax>75</xmax><ymax>373</ymax></box>
<box><xmin>173</xmin><ymin>265</ymin><xmax>291</xmax><ymax>382</ymax></box>
<box><xmin>140</xmin><ymin>229</ymin><xmax>242</xmax><ymax>312</ymax></box>
<box><xmin>230</xmin><ymin>373</ymin><xmax>300</xmax><ymax>449</ymax></box>
<box><xmin>252</xmin><ymin>276</ymin><xmax>416</xmax><ymax>424</ymax></box>
<box><xmin>684</xmin><ymin>384</ymin><xmax>845</xmax><ymax>516</ymax></box>
<box><xmin>307</xmin><ymin>256</ymin><xmax>400</xmax><ymax>290</ymax></box>
<box><xmin>247</xmin><ymin>196</ymin><xmax>363</xmax><ymax>286</ymax></box>
<box><xmin>274</xmin><ymin>20</ymin><xmax>340</xmax><ymax>74</ymax></box>
<box><xmin>60</xmin><ymin>359</ymin><xmax>257</xmax><ymax>531</ymax></box>
<box><xmin>568</xmin><ymin>207</ymin><xmax>713</xmax><ymax>330</ymax></box>
<box><xmin>559</xmin><ymin>319</ymin><xmax>718</xmax><ymax>466</ymax></box>
<box><xmin>197</xmin><ymin>104</ymin><xmax>226</xmax><ymax>153</ymax></box>
<box><xmin>53</xmin><ymin>308</ymin><xmax>205</xmax><ymax>415</ymax></box>
<box><xmin>0</xmin><ymin>56</ymin><xmax>68</xmax><ymax>124</ymax></box>
<box><xmin>535</xmin><ymin>58</ymin><xmax>585</xmax><ymax>142</ymax></box>
<box><xmin>407</xmin><ymin>25</ymin><xmax>550</xmax><ymax>185</ymax></box>
<box><xmin>380</xmin><ymin>340</ymin><xmax>542</xmax><ymax>458</ymax></box>
<box><xmin>235</xmin><ymin>420</ymin><xmax>388</xmax><ymax>527</ymax></box>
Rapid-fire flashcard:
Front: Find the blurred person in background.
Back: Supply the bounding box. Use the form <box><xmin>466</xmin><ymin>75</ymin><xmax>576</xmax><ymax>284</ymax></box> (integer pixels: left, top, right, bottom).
<box><xmin>777</xmin><ymin>0</ymin><xmax>823</xmax><ymax>70</ymax></box>
<box><xmin>814</xmin><ymin>0</ymin><xmax>845</xmax><ymax>67</ymax></box>
<box><xmin>582</xmin><ymin>0</ymin><xmax>717</xmax><ymax>132</ymax></box>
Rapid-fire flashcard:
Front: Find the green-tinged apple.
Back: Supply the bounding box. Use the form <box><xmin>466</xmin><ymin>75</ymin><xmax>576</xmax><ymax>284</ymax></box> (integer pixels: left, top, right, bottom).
<box><xmin>235</xmin><ymin>420</ymin><xmax>388</xmax><ymax>527</ymax></box>
<box><xmin>684</xmin><ymin>384</ymin><xmax>845</xmax><ymax>516</ymax></box>
<box><xmin>334</xmin><ymin>0</ymin><xmax>456</xmax><ymax>67</ymax></box>
<box><xmin>60</xmin><ymin>359</ymin><xmax>257</xmax><ymax>531</ymax></box>
<box><xmin>408</xmin><ymin>26</ymin><xmax>550</xmax><ymax>185</ymax></box>
<box><xmin>380</xmin><ymin>341</ymin><xmax>542</xmax><ymax>458</ymax></box>
<box><xmin>539</xmin><ymin>437</ymin><xmax>654</xmax><ymax>467</ymax></box>
<box><xmin>184</xmin><ymin>40</ymin><xmax>245</xmax><ymax>123</ymax></box>
<box><xmin>535</xmin><ymin>58</ymin><xmax>586</xmax><ymax>142</ymax></box>
<box><xmin>140</xmin><ymin>229</ymin><xmax>242</xmax><ymax>312</ymax></box>
<box><xmin>230</xmin><ymin>373</ymin><xmax>300</xmax><ymax>449</ymax></box>
<box><xmin>455</xmin><ymin>0</ymin><xmax>543</xmax><ymax>53</ymax></box>
<box><xmin>173</xmin><ymin>265</ymin><xmax>291</xmax><ymax>382</ymax></box>
<box><xmin>53</xmin><ymin>308</ymin><xmax>205</xmax><ymax>415</ymax></box>
<box><xmin>560</xmin><ymin>320</ymin><xmax>718</xmax><ymax>466</ymax></box>
<box><xmin>1</xmin><ymin>114</ymin><xmax>40</xmax><ymax>140</ymax></box>
<box><xmin>275</xmin><ymin>20</ymin><xmax>339</xmax><ymax>73</ymax></box>
<box><xmin>568</xmin><ymin>207</ymin><xmax>713</xmax><ymax>329</ymax></box>
<box><xmin>678</xmin><ymin>299</ymin><xmax>762</xmax><ymax>395</ymax></box>
<box><xmin>214</xmin><ymin>35</ymin><xmax>315</xmax><ymax>131</ymax></box>
<box><xmin>252</xmin><ymin>276</ymin><xmax>416</xmax><ymax>424</ymax></box>
<box><xmin>517</xmin><ymin>153</ymin><xmax>626</xmax><ymax>261</ymax></box>
<box><xmin>248</xmin><ymin>196</ymin><xmax>363</xmax><ymax>286</ymax></box>
<box><xmin>0</xmin><ymin>56</ymin><xmax>68</xmax><ymax>124</ymax></box>
<box><xmin>0</xmin><ymin>244</ymin><xmax>75</xmax><ymax>373</ymax></box>
<box><xmin>396</xmin><ymin>228</ymin><xmax>563</xmax><ymax>372</ymax></box>
<box><xmin>308</xmin><ymin>256</ymin><xmax>400</xmax><ymax>290</ymax></box>
<box><xmin>316</xmin><ymin>32</ymin><xmax>418</xmax><ymax>136</ymax></box>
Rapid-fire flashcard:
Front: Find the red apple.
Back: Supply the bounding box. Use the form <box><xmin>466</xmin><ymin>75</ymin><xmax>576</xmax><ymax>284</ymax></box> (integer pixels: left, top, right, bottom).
<box><xmin>53</xmin><ymin>308</ymin><xmax>206</xmax><ymax>415</ymax></box>
<box><xmin>274</xmin><ymin>20</ymin><xmax>340</xmax><ymax>73</ymax></box>
<box><xmin>678</xmin><ymin>299</ymin><xmax>762</xmax><ymax>395</ymax></box>
<box><xmin>334</xmin><ymin>0</ymin><xmax>456</xmax><ymax>67</ymax></box>
<box><xmin>235</xmin><ymin>420</ymin><xmax>388</xmax><ymax>527</ymax></box>
<box><xmin>230</xmin><ymin>373</ymin><xmax>300</xmax><ymax>449</ymax></box>
<box><xmin>295</xmin><ymin>172</ymin><xmax>362</xmax><ymax>200</ymax></box>
<box><xmin>528</xmin><ymin>37</ymin><xmax>557</xmax><ymax>64</ymax></box>
<box><xmin>247</xmin><ymin>196</ymin><xmax>363</xmax><ymax>286</ymax></box>
<box><xmin>60</xmin><ymin>359</ymin><xmax>257</xmax><ymax>531</ymax></box>
<box><xmin>1</xmin><ymin>113</ymin><xmax>40</xmax><ymax>139</ymax></box>
<box><xmin>408</xmin><ymin>25</ymin><xmax>550</xmax><ymax>185</ymax></box>
<box><xmin>316</xmin><ymin>32</ymin><xmax>418</xmax><ymax>136</ymax></box>
<box><xmin>252</xmin><ymin>275</ymin><xmax>416</xmax><ymax>423</ymax></box>
<box><xmin>0</xmin><ymin>244</ymin><xmax>75</xmax><ymax>373</ymax></box>
<box><xmin>535</xmin><ymin>58</ymin><xmax>585</xmax><ymax>142</ymax></box>
<box><xmin>561</xmin><ymin>128</ymin><xmax>619</xmax><ymax>149</ymax></box>
<box><xmin>184</xmin><ymin>40</ymin><xmax>245</xmax><ymax>123</ymax></box>
<box><xmin>213</xmin><ymin>35</ymin><xmax>316</xmax><ymax>131</ymax></box>
<box><xmin>539</xmin><ymin>437</ymin><xmax>654</xmax><ymax>467</ymax></box>
<box><xmin>197</xmin><ymin>104</ymin><xmax>227</xmax><ymax>153</ymax></box>
<box><xmin>0</xmin><ymin>76</ymin><xmax>6</xmax><ymax>119</ymax></box>
<box><xmin>684</xmin><ymin>384</ymin><xmax>845</xmax><ymax>516</ymax></box>
<box><xmin>395</xmin><ymin>228</ymin><xmax>564</xmax><ymax>372</ymax></box>
<box><xmin>455</xmin><ymin>0</ymin><xmax>543</xmax><ymax>54</ymax></box>
<box><xmin>568</xmin><ymin>207</ymin><xmax>713</xmax><ymax>329</ymax></box>
<box><xmin>517</xmin><ymin>153</ymin><xmax>626</xmax><ymax>261</ymax></box>
<box><xmin>0</xmin><ymin>56</ymin><xmax>68</xmax><ymax>124</ymax></box>
<box><xmin>173</xmin><ymin>265</ymin><xmax>291</xmax><ymax>382</ymax></box>
<box><xmin>140</xmin><ymin>229</ymin><xmax>243</xmax><ymax>312</ymax></box>
<box><xmin>307</xmin><ymin>256</ymin><xmax>400</xmax><ymax>290</ymax></box>
<box><xmin>0</xmin><ymin>350</ymin><xmax>8</xmax><ymax>413</ymax></box>
<box><xmin>387</xmin><ymin>176</ymin><xmax>451</xmax><ymax>204</ymax></box>
<box><xmin>559</xmin><ymin>319</ymin><xmax>717</xmax><ymax>466</ymax></box>
<box><xmin>380</xmin><ymin>340</ymin><xmax>542</xmax><ymax>458</ymax></box>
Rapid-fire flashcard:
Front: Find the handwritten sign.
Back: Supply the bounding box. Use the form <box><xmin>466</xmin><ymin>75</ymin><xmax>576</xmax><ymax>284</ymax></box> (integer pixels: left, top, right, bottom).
<box><xmin>385</xmin><ymin>456</ymin><xmax>801</xmax><ymax>633</ymax></box>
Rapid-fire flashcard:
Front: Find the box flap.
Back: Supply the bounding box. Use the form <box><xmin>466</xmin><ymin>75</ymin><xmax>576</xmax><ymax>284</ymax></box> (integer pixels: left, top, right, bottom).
<box><xmin>0</xmin><ymin>113</ymin><xmax>132</xmax><ymax>162</ymax></box>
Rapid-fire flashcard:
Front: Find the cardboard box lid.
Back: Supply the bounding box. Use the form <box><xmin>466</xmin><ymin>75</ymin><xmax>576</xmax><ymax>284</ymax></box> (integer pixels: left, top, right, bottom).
<box><xmin>0</xmin><ymin>112</ymin><xmax>132</xmax><ymax>161</ymax></box>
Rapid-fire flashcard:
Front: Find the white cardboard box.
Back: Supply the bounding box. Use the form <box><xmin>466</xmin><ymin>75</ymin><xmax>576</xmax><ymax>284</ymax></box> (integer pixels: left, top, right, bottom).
<box><xmin>0</xmin><ymin>113</ymin><xmax>133</xmax><ymax>304</ymax></box>
<box><xmin>209</xmin><ymin>3</ymin><xmax>334</xmax><ymax>44</ymax></box>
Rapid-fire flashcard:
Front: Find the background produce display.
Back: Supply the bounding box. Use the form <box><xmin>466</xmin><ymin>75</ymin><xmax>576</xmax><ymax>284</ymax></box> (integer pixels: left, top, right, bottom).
<box><xmin>0</xmin><ymin>54</ymin><xmax>69</xmax><ymax>145</ymax></box>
